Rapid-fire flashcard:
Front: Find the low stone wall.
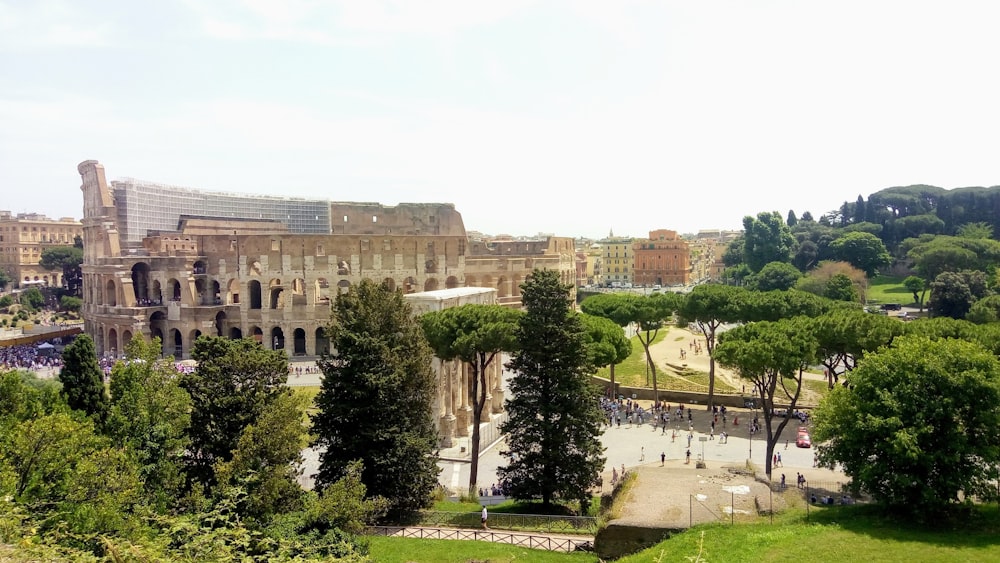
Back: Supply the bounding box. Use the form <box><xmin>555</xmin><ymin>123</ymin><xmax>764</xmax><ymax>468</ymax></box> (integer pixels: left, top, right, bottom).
<box><xmin>594</xmin><ymin>522</ymin><xmax>676</xmax><ymax>560</ymax></box>
<box><xmin>593</xmin><ymin>376</ymin><xmax>752</xmax><ymax>409</ymax></box>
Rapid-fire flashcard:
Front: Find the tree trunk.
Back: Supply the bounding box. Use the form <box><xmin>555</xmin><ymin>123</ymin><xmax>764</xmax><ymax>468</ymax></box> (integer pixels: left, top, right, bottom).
<box><xmin>468</xmin><ymin>363</ymin><xmax>487</xmax><ymax>496</ymax></box>
<box><xmin>609</xmin><ymin>363</ymin><xmax>616</xmax><ymax>398</ymax></box>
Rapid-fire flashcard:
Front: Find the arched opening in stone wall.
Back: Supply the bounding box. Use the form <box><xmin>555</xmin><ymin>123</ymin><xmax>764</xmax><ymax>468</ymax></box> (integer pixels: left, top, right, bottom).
<box><xmin>249</xmin><ymin>261</ymin><xmax>262</xmax><ymax>276</ymax></box>
<box><xmin>212</xmin><ymin>280</ymin><xmax>221</xmax><ymax>305</ymax></box>
<box><xmin>382</xmin><ymin>278</ymin><xmax>396</xmax><ymax>292</ymax></box>
<box><xmin>149</xmin><ymin>311</ymin><xmax>166</xmax><ymax>350</ymax></box>
<box><xmin>292</xmin><ymin>278</ymin><xmax>305</xmax><ymax>295</ymax></box>
<box><xmin>215</xmin><ymin>311</ymin><xmax>226</xmax><ymax>337</ymax></box>
<box><xmin>481</xmin><ymin>275</ymin><xmax>493</xmax><ymax>291</ymax></box>
<box><xmin>167</xmin><ymin>279</ymin><xmax>181</xmax><ymax>301</ymax></box>
<box><xmin>229</xmin><ymin>327</ymin><xmax>243</xmax><ymax>339</ymax></box>
<box><xmin>337</xmin><ymin>280</ymin><xmax>350</xmax><ymax>295</ymax></box>
<box><xmin>424</xmin><ymin>278</ymin><xmax>439</xmax><ymax>292</ymax></box>
<box><xmin>446</xmin><ymin>276</ymin><xmax>458</xmax><ymax>289</ymax></box>
<box><xmin>107</xmin><ymin>328</ymin><xmax>118</xmax><ymax>357</ymax></box>
<box><xmin>227</xmin><ymin>279</ymin><xmax>240</xmax><ymax>304</ymax></box>
<box><xmin>193</xmin><ymin>260</ymin><xmax>207</xmax><ymax>275</ymax></box>
<box><xmin>293</xmin><ymin>328</ymin><xmax>306</xmax><ymax>355</ymax></box>
<box><xmin>314</xmin><ymin>327</ymin><xmax>330</xmax><ymax>356</ymax></box>
<box><xmin>315</xmin><ymin>278</ymin><xmax>330</xmax><ymax>303</ymax></box>
<box><xmin>403</xmin><ymin>276</ymin><xmax>417</xmax><ymax>294</ymax></box>
<box><xmin>131</xmin><ymin>263</ymin><xmax>151</xmax><ymax>303</ymax></box>
<box><xmin>105</xmin><ymin>279</ymin><xmax>117</xmax><ymax>307</ymax></box>
<box><xmin>465</xmin><ymin>275</ymin><xmax>477</xmax><ymax>287</ymax></box>
<box><xmin>271</xmin><ymin>327</ymin><xmax>285</xmax><ymax>350</ymax></box>
<box><xmin>190</xmin><ymin>330</ymin><xmax>202</xmax><ymax>348</ymax></box>
<box><xmin>169</xmin><ymin>329</ymin><xmax>182</xmax><ymax>358</ymax></box>
<box><xmin>122</xmin><ymin>330</ymin><xmax>133</xmax><ymax>349</ymax></box>
<box><xmin>252</xmin><ymin>326</ymin><xmax>263</xmax><ymax>345</ymax></box>
<box><xmin>269</xmin><ymin>279</ymin><xmax>283</xmax><ymax>309</ymax></box>
<box><xmin>248</xmin><ymin>280</ymin><xmax>262</xmax><ymax>309</ymax></box>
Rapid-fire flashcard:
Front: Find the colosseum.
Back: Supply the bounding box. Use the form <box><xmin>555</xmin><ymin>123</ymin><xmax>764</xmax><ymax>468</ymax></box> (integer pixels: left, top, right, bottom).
<box><xmin>77</xmin><ymin>160</ymin><xmax>576</xmax><ymax>446</ymax></box>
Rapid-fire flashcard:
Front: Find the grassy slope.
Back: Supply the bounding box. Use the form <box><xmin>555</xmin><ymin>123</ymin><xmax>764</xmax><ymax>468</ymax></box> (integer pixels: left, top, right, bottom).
<box><xmin>865</xmin><ymin>275</ymin><xmax>914</xmax><ymax>306</ymax></box>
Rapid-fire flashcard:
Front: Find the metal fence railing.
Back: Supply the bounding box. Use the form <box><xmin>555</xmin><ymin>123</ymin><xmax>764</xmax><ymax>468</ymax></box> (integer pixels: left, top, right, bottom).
<box><xmin>415</xmin><ymin>510</ymin><xmax>599</xmax><ymax>534</ymax></box>
<box><xmin>367</xmin><ymin>526</ymin><xmax>594</xmax><ymax>553</ymax></box>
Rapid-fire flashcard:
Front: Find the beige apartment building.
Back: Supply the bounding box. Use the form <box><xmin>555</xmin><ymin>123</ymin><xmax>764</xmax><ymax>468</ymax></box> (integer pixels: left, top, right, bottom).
<box><xmin>0</xmin><ymin>211</ymin><xmax>83</xmax><ymax>289</ymax></box>
<box><xmin>600</xmin><ymin>233</ymin><xmax>634</xmax><ymax>286</ymax></box>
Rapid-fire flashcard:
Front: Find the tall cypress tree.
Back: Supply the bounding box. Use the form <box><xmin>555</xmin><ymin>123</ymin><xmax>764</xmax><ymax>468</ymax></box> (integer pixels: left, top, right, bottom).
<box><xmin>312</xmin><ymin>279</ymin><xmax>439</xmax><ymax>519</ymax></box>
<box><xmin>498</xmin><ymin>269</ymin><xmax>606</xmax><ymax>511</ymax></box>
<box><xmin>58</xmin><ymin>333</ymin><xmax>109</xmax><ymax>424</ymax></box>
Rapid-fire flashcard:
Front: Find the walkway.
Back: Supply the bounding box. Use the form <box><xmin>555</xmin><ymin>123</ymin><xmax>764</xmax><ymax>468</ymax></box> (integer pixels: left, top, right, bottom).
<box><xmin>367</xmin><ymin>526</ymin><xmax>594</xmax><ymax>553</ymax></box>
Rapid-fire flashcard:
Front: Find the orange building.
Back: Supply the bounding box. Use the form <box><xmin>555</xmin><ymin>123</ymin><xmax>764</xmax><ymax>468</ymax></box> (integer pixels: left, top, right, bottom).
<box><xmin>633</xmin><ymin>229</ymin><xmax>691</xmax><ymax>286</ymax></box>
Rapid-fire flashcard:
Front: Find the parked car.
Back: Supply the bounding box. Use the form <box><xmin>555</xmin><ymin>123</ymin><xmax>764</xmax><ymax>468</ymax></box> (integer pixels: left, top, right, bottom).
<box><xmin>796</xmin><ymin>426</ymin><xmax>812</xmax><ymax>448</ymax></box>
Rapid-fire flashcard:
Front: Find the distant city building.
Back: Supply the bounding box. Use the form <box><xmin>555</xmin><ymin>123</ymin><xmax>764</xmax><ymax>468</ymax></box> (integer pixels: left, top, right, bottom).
<box><xmin>599</xmin><ymin>230</ymin><xmax>634</xmax><ymax>286</ymax></box>
<box><xmin>633</xmin><ymin>229</ymin><xmax>691</xmax><ymax>286</ymax></box>
<box><xmin>0</xmin><ymin>210</ymin><xmax>83</xmax><ymax>289</ymax></box>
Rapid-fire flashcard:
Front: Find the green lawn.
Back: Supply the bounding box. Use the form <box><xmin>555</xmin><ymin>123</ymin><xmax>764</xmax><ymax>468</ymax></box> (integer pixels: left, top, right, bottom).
<box><xmin>865</xmin><ymin>275</ymin><xmax>916</xmax><ymax>307</ymax></box>
<box><xmin>596</xmin><ymin>331</ymin><xmax>738</xmax><ymax>394</ymax></box>
<box><xmin>618</xmin><ymin>503</ymin><xmax>1000</xmax><ymax>563</ymax></box>
<box><xmin>368</xmin><ymin>503</ymin><xmax>1000</xmax><ymax>563</ymax></box>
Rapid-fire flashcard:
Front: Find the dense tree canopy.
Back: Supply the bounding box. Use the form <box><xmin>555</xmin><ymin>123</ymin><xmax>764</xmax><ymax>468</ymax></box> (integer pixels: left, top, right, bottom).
<box><xmin>813</xmin><ymin>336</ymin><xmax>1000</xmax><ymax>513</ymax></box>
<box><xmin>742</xmin><ymin>211</ymin><xmax>797</xmax><ymax>272</ymax></box>
<box><xmin>313</xmin><ymin>279</ymin><xmax>439</xmax><ymax>519</ymax></box>
<box><xmin>107</xmin><ymin>337</ymin><xmax>191</xmax><ymax>508</ymax></box>
<box><xmin>829</xmin><ymin>231</ymin><xmax>891</xmax><ymax>277</ymax></box>
<box><xmin>39</xmin><ymin>244</ymin><xmax>84</xmax><ymax>294</ymax></box>
<box><xmin>183</xmin><ymin>336</ymin><xmax>290</xmax><ymax>489</ymax></box>
<box><xmin>58</xmin><ymin>334</ymin><xmax>109</xmax><ymax>424</ymax></box>
<box><xmin>678</xmin><ymin>284</ymin><xmax>748</xmax><ymax>410</ymax></box>
<box><xmin>499</xmin><ymin>269</ymin><xmax>605</xmax><ymax>511</ymax></box>
<box><xmin>748</xmin><ymin>261</ymin><xmax>802</xmax><ymax>291</ymax></box>
<box><xmin>928</xmin><ymin>270</ymin><xmax>992</xmax><ymax>319</ymax></box>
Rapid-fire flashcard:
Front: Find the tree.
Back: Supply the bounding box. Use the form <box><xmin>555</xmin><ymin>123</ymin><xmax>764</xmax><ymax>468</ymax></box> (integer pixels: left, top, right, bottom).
<box><xmin>498</xmin><ymin>269</ymin><xmax>605</xmax><ymax>511</ymax></box>
<box><xmin>967</xmin><ymin>294</ymin><xmax>1000</xmax><ymax>324</ymax></box>
<box><xmin>800</xmin><ymin>211</ymin><xmax>815</xmax><ymax>222</ymax></box>
<box><xmin>0</xmin><ymin>269</ymin><xmax>9</xmax><ymax>290</ymax></box>
<box><xmin>928</xmin><ymin>270</ymin><xmax>992</xmax><ymax>319</ymax></box>
<box><xmin>59</xmin><ymin>295</ymin><xmax>82</xmax><ymax>313</ymax></box>
<box><xmin>824</xmin><ymin>273</ymin><xmax>859</xmax><ymax>302</ymax></box>
<box><xmin>812</xmin><ymin>336</ymin><xmax>1000</xmax><ymax>514</ymax></box>
<box><xmin>786</xmin><ymin>210</ymin><xmax>798</xmax><ymax>227</ymax></box>
<box><xmin>39</xmin><ymin>245</ymin><xmax>84</xmax><ymax>295</ymax></box>
<box><xmin>829</xmin><ymin>232</ymin><xmax>891</xmax><ymax>277</ymax></box>
<box><xmin>579</xmin><ymin>313</ymin><xmax>632</xmax><ymax>397</ymax></box>
<box><xmin>713</xmin><ymin>318</ymin><xmax>817</xmax><ymax>478</ymax></box>
<box><xmin>579</xmin><ymin>292</ymin><xmax>638</xmax><ymax>396</ymax></box>
<box><xmin>808</xmin><ymin>308</ymin><xmax>901</xmax><ymax>388</ymax></box>
<box><xmin>312</xmin><ymin>279</ymin><xmax>439</xmax><ymax>519</ymax></box>
<box><xmin>214</xmin><ymin>391</ymin><xmax>309</xmax><ymax>520</ymax></box>
<box><xmin>742</xmin><ymin>211</ymin><xmax>797</xmax><ymax>272</ymax></box>
<box><xmin>421</xmin><ymin>304</ymin><xmax>521</xmax><ymax>495</ymax></box>
<box><xmin>182</xmin><ymin>336</ymin><xmax>290</xmax><ymax>489</ymax></box>
<box><xmin>677</xmin><ymin>284</ymin><xmax>749</xmax><ymax>410</ymax></box>
<box><xmin>748</xmin><ymin>261</ymin><xmax>802</xmax><ymax>292</ymax></box>
<box><xmin>903</xmin><ymin>275</ymin><xmax>926</xmax><ymax>310</ymax></box>
<box><xmin>58</xmin><ymin>334</ymin><xmax>109</xmax><ymax>424</ymax></box>
<box><xmin>794</xmin><ymin>261</ymin><xmax>867</xmax><ymax>302</ymax></box>
<box><xmin>19</xmin><ymin>287</ymin><xmax>44</xmax><ymax>311</ymax></box>
<box><xmin>106</xmin><ymin>337</ymin><xmax>191</xmax><ymax>509</ymax></box>
<box><xmin>956</xmin><ymin>221</ymin><xmax>994</xmax><ymax>239</ymax></box>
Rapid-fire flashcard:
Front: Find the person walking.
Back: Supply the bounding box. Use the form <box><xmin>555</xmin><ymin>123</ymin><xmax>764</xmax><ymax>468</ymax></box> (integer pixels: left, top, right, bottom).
<box><xmin>685</xmin><ymin>449</ymin><xmax>691</xmax><ymax>464</ymax></box>
<box><xmin>481</xmin><ymin>505</ymin><xmax>489</xmax><ymax>530</ymax></box>
<box><xmin>660</xmin><ymin>451</ymin><xmax>666</xmax><ymax>466</ymax></box>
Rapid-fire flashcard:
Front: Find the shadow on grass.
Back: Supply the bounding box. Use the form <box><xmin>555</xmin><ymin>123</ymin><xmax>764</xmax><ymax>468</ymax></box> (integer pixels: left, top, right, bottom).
<box><xmin>802</xmin><ymin>502</ymin><xmax>1000</xmax><ymax>549</ymax></box>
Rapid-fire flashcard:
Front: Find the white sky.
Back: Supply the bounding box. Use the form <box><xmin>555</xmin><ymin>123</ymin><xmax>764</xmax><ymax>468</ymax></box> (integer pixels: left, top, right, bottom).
<box><xmin>3</xmin><ymin>1</ymin><xmax>1000</xmax><ymax>239</ymax></box>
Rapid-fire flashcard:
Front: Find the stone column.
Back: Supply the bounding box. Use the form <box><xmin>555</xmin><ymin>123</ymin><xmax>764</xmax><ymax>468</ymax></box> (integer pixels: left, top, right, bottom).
<box><xmin>491</xmin><ymin>359</ymin><xmax>505</xmax><ymax>414</ymax></box>
<box><xmin>455</xmin><ymin>362</ymin><xmax>472</xmax><ymax>437</ymax></box>
<box><xmin>439</xmin><ymin>360</ymin><xmax>457</xmax><ymax>447</ymax></box>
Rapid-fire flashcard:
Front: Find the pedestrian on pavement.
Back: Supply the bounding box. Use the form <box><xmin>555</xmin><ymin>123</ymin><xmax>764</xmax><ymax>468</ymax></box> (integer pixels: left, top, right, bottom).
<box><xmin>640</xmin><ymin>446</ymin><xmax>645</xmax><ymax>462</ymax></box>
<box><xmin>686</xmin><ymin>449</ymin><xmax>691</xmax><ymax>464</ymax></box>
<box><xmin>661</xmin><ymin>452</ymin><xmax>666</xmax><ymax>466</ymax></box>
<box><xmin>481</xmin><ymin>505</ymin><xmax>488</xmax><ymax>530</ymax></box>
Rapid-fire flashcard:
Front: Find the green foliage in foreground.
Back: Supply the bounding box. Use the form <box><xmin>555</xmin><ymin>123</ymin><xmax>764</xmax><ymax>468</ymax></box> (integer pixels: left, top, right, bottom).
<box><xmin>618</xmin><ymin>504</ymin><xmax>1000</xmax><ymax>563</ymax></box>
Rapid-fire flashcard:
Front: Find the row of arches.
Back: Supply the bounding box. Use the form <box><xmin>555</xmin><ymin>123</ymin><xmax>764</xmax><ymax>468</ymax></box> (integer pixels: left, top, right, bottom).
<box><xmin>96</xmin><ymin>309</ymin><xmax>331</xmax><ymax>359</ymax></box>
